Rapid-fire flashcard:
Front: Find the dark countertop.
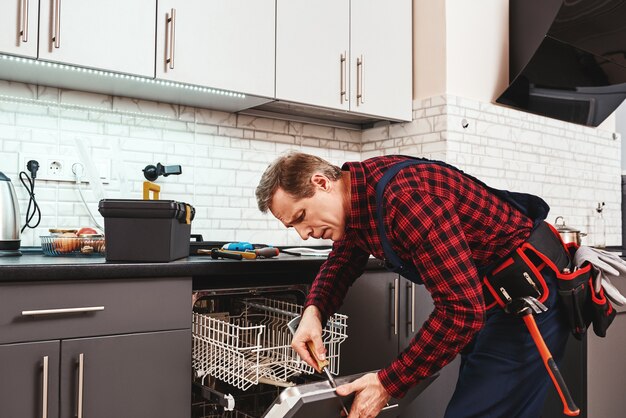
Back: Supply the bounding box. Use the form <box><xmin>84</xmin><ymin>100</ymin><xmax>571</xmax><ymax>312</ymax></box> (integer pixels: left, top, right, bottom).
<box><xmin>0</xmin><ymin>250</ymin><xmax>386</xmax><ymax>287</ymax></box>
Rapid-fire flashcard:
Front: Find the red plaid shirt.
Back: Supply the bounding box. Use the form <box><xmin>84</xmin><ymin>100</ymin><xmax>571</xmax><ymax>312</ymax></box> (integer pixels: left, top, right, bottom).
<box><xmin>304</xmin><ymin>156</ymin><xmax>534</xmax><ymax>398</ymax></box>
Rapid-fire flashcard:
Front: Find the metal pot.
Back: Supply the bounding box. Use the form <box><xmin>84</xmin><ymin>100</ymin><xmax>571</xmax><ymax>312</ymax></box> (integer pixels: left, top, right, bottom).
<box><xmin>554</xmin><ymin>216</ymin><xmax>586</xmax><ymax>245</ymax></box>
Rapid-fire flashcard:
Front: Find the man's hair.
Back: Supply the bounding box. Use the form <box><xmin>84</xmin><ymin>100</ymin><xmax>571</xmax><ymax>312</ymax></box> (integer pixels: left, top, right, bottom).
<box><xmin>256</xmin><ymin>152</ymin><xmax>342</xmax><ymax>213</ymax></box>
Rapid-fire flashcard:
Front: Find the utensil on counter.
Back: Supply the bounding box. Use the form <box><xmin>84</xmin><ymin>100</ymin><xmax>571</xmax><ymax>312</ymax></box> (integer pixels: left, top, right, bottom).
<box><xmin>199</xmin><ymin>247</ymin><xmax>280</xmax><ymax>260</ymax></box>
<box><xmin>554</xmin><ymin>216</ymin><xmax>586</xmax><ymax>246</ymax></box>
<box><xmin>287</xmin><ymin>316</ymin><xmax>350</xmax><ymax>416</ymax></box>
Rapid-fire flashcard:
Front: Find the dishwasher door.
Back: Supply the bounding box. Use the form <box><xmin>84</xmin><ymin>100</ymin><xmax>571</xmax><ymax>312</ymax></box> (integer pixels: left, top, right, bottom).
<box><xmin>262</xmin><ymin>371</ymin><xmax>438</xmax><ymax>418</ymax></box>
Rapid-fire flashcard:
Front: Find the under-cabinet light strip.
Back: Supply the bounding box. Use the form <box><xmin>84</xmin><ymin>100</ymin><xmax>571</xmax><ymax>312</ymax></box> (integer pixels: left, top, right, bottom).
<box><xmin>0</xmin><ymin>93</ymin><xmax>180</xmax><ymax>120</ymax></box>
<box><xmin>0</xmin><ymin>53</ymin><xmax>246</xmax><ymax>99</ymax></box>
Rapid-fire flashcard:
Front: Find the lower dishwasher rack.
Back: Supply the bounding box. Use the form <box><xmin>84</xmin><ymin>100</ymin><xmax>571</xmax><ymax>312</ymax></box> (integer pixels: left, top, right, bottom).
<box><xmin>192</xmin><ymin>297</ymin><xmax>348</xmax><ymax>391</ymax></box>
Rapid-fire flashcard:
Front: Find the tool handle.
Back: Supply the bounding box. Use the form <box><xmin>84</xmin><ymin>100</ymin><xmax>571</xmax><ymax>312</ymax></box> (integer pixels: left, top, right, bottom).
<box><xmin>209</xmin><ymin>249</ymin><xmax>243</xmax><ymax>260</ymax></box>
<box><xmin>522</xmin><ymin>315</ymin><xmax>580</xmax><ymax>416</ymax></box>
<box><xmin>306</xmin><ymin>341</ymin><xmax>329</xmax><ymax>371</ymax></box>
<box><xmin>221</xmin><ymin>249</ymin><xmax>256</xmax><ymax>259</ymax></box>
<box><xmin>254</xmin><ymin>247</ymin><xmax>279</xmax><ymax>258</ymax></box>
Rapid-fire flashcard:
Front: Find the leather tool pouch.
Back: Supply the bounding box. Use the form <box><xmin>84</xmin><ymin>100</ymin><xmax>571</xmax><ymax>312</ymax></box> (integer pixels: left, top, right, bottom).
<box><xmin>483</xmin><ymin>248</ymin><xmax>548</xmax><ymax>308</ymax></box>
<box><xmin>483</xmin><ymin>222</ymin><xmax>567</xmax><ymax>309</ymax></box>
<box><xmin>483</xmin><ymin>222</ymin><xmax>616</xmax><ymax>339</ymax></box>
<box><xmin>557</xmin><ymin>243</ymin><xmax>616</xmax><ymax>339</ymax></box>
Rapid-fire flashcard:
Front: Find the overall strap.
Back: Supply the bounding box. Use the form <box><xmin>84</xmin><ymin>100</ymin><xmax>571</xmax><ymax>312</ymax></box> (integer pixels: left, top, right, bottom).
<box><xmin>374</xmin><ymin>157</ymin><xmax>550</xmax><ymax>284</ymax></box>
<box><xmin>375</xmin><ymin>159</ymin><xmax>435</xmax><ymax>284</ymax></box>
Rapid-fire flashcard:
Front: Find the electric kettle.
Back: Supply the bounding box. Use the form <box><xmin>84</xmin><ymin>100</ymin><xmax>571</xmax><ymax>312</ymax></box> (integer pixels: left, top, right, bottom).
<box><xmin>0</xmin><ymin>171</ymin><xmax>21</xmax><ymax>256</ymax></box>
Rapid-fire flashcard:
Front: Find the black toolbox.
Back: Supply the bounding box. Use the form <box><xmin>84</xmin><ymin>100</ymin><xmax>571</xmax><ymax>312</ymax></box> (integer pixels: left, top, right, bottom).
<box><xmin>98</xmin><ymin>199</ymin><xmax>195</xmax><ymax>262</ymax></box>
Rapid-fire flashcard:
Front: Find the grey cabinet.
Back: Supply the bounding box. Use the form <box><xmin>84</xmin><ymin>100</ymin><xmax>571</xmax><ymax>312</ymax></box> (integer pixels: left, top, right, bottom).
<box><xmin>0</xmin><ymin>341</ymin><xmax>60</xmax><ymax>418</ymax></box>
<box><xmin>340</xmin><ymin>271</ymin><xmax>459</xmax><ymax>418</ymax></box>
<box><xmin>60</xmin><ymin>331</ymin><xmax>190</xmax><ymax>418</ymax></box>
<box><xmin>0</xmin><ymin>277</ymin><xmax>192</xmax><ymax>418</ymax></box>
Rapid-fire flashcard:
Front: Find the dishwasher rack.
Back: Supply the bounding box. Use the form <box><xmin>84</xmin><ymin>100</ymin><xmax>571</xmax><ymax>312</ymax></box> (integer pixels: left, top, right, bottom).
<box><xmin>192</xmin><ymin>297</ymin><xmax>348</xmax><ymax>391</ymax></box>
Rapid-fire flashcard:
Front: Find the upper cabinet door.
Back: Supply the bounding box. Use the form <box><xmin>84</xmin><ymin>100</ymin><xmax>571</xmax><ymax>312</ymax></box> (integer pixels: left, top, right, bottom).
<box><xmin>156</xmin><ymin>0</ymin><xmax>275</xmax><ymax>98</ymax></box>
<box><xmin>276</xmin><ymin>0</ymin><xmax>350</xmax><ymax>111</ymax></box>
<box><xmin>351</xmin><ymin>0</ymin><xmax>412</xmax><ymax>121</ymax></box>
<box><xmin>0</xmin><ymin>0</ymin><xmax>39</xmax><ymax>58</ymax></box>
<box><xmin>38</xmin><ymin>0</ymin><xmax>156</xmax><ymax>77</ymax></box>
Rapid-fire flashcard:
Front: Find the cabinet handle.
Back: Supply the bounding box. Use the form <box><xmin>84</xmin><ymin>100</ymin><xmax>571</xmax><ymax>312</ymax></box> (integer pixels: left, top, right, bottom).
<box><xmin>166</xmin><ymin>8</ymin><xmax>177</xmax><ymax>69</ymax></box>
<box><xmin>356</xmin><ymin>55</ymin><xmax>364</xmax><ymax>105</ymax></box>
<box><xmin>77</xmin><ymin>353</ymin><xmax>84</xmax><ymax>418</ymax></box>
<box><xmin>340</xmin><ymin>52</ymin><xmax>347</xmax><ymax>104</ymax></box>
<box><xmin>52</xmin><ymin>0</ymin><xmax>61</xmax><ymax>48</ymax></box>
<box><xmin>393</xmin><ymin>277</ymin><xmax>399</xmax><ymax>335</ymax></box>
<box><xmin>20</xmin><ymin>0</ymin><xmax>29</xmax><ymax>42</ymax></box>
<box><xmin>406</xmin><ymin>282</ymin><xmax>416</xmax><ymax>336</ymax></box>
<box><xmin>42</xmin><ymin>356</ymin><xmax>49</xmax><ymax>418</ymax></box>
<box><xmin>22</xmin><ymin>306</ymin><xmax>105</xmax><ymax>316</ymax></box>
<box><xmin>411</xmin><ymin>281</ymin><xmax>416</xmax><ymax>333</ymax></box>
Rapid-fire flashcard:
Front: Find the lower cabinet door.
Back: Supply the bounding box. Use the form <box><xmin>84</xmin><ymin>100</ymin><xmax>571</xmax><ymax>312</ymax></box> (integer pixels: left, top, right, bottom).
<box><xmin>60</xmin><ymin>330</ymin><xmax>190</xmax><ymax>418</ymax></box>
<box><xmin>339</xmin><ymin>271</ymin><xmax>400</xmax><ymax>375</ymax></box>
<box><xmin>399</xmin><ymin>280</ymin><xmax>460</xmax><ymax>418</ymax></box>
<box><xmin>0</xmin><ymin>340</ymin><xmax>60</xmax><ymax>418</ymax></box>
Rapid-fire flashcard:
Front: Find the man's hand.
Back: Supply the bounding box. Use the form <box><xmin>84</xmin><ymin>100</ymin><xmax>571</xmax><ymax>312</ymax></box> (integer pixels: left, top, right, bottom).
<box><xmin>336</xmin><ymin>373</ymin><xmax>391</xmax><ymax>418</ymax></box>
<box><xmin>291</xmin><ymin>305</ymin><xmax>326</xmax><ymax>371</ymax></box>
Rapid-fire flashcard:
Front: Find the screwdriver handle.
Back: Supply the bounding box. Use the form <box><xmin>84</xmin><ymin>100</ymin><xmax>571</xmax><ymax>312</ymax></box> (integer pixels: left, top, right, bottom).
<box><xmin>306</xmin><ymin>341</ymin><xmax>329</xmax><ymax>371</ymax></box>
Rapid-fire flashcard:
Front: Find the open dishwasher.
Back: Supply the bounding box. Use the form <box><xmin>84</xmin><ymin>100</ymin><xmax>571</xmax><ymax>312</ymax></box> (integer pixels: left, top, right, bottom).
<box><xmin>191</xmin><ymin>285</ymin><xmax>435</xmax><ymax>418</ymax></box>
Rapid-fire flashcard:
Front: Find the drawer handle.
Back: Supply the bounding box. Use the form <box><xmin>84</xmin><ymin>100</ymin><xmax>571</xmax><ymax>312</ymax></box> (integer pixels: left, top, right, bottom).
<box><xmin>77</xmin><ymin>353</ymin><xmax>84</xmax><ymax>418</ymax></box>
<box><xmin>42</xmin><ymin>356</ymin><xmax>49</xmax><ymax>418</ymax></box>
<box><xmin>22</xmin><ymin>306</ymin><xmax>105</xmax><ymax>316</ymax></box>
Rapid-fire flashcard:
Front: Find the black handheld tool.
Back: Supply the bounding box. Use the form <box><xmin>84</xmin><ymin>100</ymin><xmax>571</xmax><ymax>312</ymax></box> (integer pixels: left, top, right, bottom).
<box><xmin>506</xmin><ymin>298</ymin><xmax>580</xmax><ymax>416</ymax></box>
<box><xmin>209</xmin><ymin>249</ymin><xmax>242</xmax><ymax>260</ymax></box>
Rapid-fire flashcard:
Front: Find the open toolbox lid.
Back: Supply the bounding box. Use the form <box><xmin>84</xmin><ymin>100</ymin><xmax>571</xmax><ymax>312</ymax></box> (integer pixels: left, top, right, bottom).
<box><xmin>262</xmin><ymin>371</ymin><xmax>438</xmax><ymax>418</ymax></box>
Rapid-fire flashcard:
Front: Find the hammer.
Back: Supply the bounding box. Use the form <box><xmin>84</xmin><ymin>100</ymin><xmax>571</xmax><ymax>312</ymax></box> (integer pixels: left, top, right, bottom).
<box><xmin>505</xmin><ymin>297</ymin><xmax>580</xmax><ymax>417</ymax></box>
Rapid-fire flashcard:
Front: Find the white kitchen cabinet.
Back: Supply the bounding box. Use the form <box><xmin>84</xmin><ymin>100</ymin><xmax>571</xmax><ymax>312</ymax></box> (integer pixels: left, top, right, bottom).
<box><xmin>156</xmin><ymin>0</ymin><xmax>275</xmax><ymax>98</ymax></box>
<box><xmin>38</xmin><ymin>0</ymin><xmax>156</xmax><ymax>77</ymax></box>
<box><xmin>276</xmin><ymin>0</ymin><xmax>350</xmax><ymax>111</ymax></box>
<box><xmin>350</xmin><ymin>0</ymin><xmax>412</xmax><ymax>121</ymax></box>
<box><xmin>276</xmin><ymin>0</ymin><xmax>412</xmax><ymax>121</ymax></box>
<box><xmin>0</xmin><ymin>0</ymin><xmax>39</xmax><ymax>58</ymax></box>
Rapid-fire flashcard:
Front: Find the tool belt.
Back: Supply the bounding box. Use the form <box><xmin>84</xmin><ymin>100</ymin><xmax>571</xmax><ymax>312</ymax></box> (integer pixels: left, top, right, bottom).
<box><xmin>483</xmin><ymin>222</ymin><xmax>616</xmax><ymax>339</ymax></box>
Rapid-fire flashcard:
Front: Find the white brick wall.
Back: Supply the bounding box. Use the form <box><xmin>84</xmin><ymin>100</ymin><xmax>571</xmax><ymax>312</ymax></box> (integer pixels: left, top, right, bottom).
<box><xmin>362</xmin><ymin>95</ymin><xmax>622</xmax><ymax>246</ymax></box>
<box><xmin>0</xmin><ymin>81</ymin><xmax>621</xmax><ymax>248</ymax></box>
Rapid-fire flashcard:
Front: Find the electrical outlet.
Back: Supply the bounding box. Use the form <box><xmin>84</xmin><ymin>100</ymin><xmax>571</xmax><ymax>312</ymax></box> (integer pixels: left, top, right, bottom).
<box><xmin>19</xmin><ymin>154</ymin><xmax>110</xmax><ymax>184</ymax></box>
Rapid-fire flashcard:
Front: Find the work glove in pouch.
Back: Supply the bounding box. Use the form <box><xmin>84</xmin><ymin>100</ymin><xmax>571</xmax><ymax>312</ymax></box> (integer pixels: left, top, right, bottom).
<box><xmin>574</xmin><ymin>246</ymin><xmax>626</xmax><ymax>305</ymax></box>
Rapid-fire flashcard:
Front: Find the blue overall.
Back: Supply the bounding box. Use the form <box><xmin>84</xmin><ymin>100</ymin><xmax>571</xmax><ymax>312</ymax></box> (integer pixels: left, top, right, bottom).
<box><xmin>375</xmin><ymin>159</ymin><xmax>570</xmax><ymax>418</ymax></box>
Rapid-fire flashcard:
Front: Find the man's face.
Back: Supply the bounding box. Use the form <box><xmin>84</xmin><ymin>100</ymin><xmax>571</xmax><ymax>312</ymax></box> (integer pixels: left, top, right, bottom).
<box><xmin>269</xmin><ymin>174</ymin><xmax>346</xmax><ymax>241</ymax></box>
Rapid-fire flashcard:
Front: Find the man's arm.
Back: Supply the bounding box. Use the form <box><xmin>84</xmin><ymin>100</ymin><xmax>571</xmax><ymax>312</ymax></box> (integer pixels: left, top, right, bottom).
<box><xmin>295</xmin><ymin>230</ymin><xmax>370</xmax><ymax>370</ymax></box>
<box><xmin>378</xmin><ymin>192</ymin><xmax>486</xmax><ymax>399</ymax></box>
<box><xmin>304</xmin><ymin>230</ymin><xmax>370</xmax><ymax>320</ymax></box>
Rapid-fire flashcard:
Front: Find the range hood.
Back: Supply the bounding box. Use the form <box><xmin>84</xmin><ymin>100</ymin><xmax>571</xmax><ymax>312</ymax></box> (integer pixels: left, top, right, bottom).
<box><xmin>497</xmin><ymin>0</ymin><xmax>626</xmax><ymax>127</ymax></box>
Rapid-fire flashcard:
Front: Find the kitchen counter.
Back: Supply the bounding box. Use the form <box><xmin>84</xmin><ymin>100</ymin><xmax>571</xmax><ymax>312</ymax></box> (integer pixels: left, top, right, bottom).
<box><xmin>0</xmin><ymin>250</ymin><xmax>386</xmax><ymax>287</ymax></box>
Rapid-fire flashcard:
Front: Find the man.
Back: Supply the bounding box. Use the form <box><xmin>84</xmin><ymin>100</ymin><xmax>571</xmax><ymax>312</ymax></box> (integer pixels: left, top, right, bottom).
<box><xmin>255</xmin><ymin>152</ymin><xmax>570</xmax><ymax>418</ymax></box>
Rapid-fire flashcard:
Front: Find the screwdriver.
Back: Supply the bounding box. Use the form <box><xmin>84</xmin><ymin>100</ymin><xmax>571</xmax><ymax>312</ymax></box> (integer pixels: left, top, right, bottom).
<box><xmin>305</xmin><ymin>341</ymin><xmax>350</xmax><ymax>416</ymax></box>
<box><xmin>286</xmin><ymin>316</ymin><xmax>349</xmax><ymax>415</ymax></box>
